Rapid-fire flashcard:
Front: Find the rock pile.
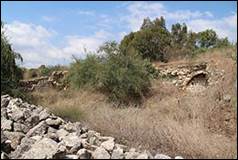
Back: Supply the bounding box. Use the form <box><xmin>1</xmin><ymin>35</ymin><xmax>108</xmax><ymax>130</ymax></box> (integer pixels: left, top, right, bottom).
<box><xmin>1</xmin><ymin>95</ymin><xmax>183</xmax><ymax>159</ymax></box>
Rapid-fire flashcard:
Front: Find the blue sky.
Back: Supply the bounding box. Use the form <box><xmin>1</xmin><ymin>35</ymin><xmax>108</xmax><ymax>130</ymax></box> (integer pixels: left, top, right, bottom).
<box><xmin>1</xmin><ymin>1</ymin><xmax>237</xmax><ymax>68</ymax></box>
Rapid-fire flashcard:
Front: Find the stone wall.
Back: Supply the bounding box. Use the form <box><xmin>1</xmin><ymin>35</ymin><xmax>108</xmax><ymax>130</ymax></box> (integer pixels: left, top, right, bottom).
<box><xmin>1</xmin><ymin>95</ymin><xmax>183</xmax><ymax>159</ymax></box>
<box><xmin>154</xmin><ymin>62</ymin><xmax>224</xmax><ymax>90</ymax></box>
<box><xmin>19</xmin><ymin>71</ymin><xmax>69</xmax><ymax>92</ymax></box>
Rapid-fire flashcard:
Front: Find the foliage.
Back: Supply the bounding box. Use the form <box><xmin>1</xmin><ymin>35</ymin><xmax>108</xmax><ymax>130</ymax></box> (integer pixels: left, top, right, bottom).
<box><xmin>120</xmin><ymin>16</ymin><xmax>171</xmax><ymax>62</ymax></box>
<box><xmin>197</xmin><ymin>29</ymin><xmax>218</xmax><ymax>48</ymax></box>
<box><xmin>121</xmin><ymin>17</ymin><xmax>233</xmax><ymax>62</ymax></box>
<box><xmin>1</xmin><ymin>22</ymin><xmax>24</xmax><ymax>95</ymax></box>
<box><xmin>67</xmin><ymin>54</ymin><xmax>103</xmax><ymax>89</ymax></box>
<box><xmin>99</xmin><ymin>42</ymin><xmax>151</xmax><ymax>104</ymax></box>
<box><xmin>68</xmin><ymin>42</ymin><xmax>152</xmax><ymax>104</ymax></box>
<box><xmin>39</xmin><ymin>64</ymin><xmax>67</xmax><ymax>76</ymax></box>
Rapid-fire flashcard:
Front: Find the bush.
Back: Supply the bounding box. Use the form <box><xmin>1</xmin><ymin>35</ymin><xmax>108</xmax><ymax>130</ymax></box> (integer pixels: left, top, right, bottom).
<box><xmin>68</xmin><ymin>42</ymin><xmax>152</xmax><ymax>105</ymax></box>
<box><xmin>39</xmin><ymin>64</ymin><xmax>67</xmax><ymax>77</ymax></box>
<box><xmin>100</xmin><ymin>47</ymin><xmax>151</xmax><ymax>104</ymax></box>
<box><xmin>67</xmin><ymin>54</ymin><xmax>103</xmax><ymax>89</ymax></box>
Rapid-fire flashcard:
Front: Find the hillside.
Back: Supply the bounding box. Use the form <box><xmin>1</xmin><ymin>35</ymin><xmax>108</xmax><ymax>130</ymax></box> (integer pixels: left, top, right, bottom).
<box><xmin>25</xmin><ymin>47</ymin><xmax>237</xmax><ymax>159</ymax></box>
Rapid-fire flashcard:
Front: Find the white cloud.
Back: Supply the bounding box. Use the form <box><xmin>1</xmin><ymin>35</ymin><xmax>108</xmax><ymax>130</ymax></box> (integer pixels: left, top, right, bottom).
<box><xmin>63</xmin><ymin>30</ymin><xmax>113</xmax><ymax>59</ymax></box>
<box><xmin>122</xmin><ymin>2</ymin><xmax>214</xmax><ymax>31</ymax></box>
<box><xmin>122</xmin><ymin>2</ymin><xmax>236</xmax><ymax>42</ymax></box>
<box><xmin>5</xmin><ymin>20</ymin><xmax>114</xmax><ymax>68</ymax></box>
<box><xmin>187</xmin><ymin>13</ymin><xmax>237</xmax><ymax>42</ymax></box>
<box><xmin>5</xmin><ymin>21</ymin><xmax>66</xmax><ymax>68</ymax></box>
<box><xmin>5</xmin><ymin>20</ymin><xmax>115</xmax><ymax>68</ymax></box>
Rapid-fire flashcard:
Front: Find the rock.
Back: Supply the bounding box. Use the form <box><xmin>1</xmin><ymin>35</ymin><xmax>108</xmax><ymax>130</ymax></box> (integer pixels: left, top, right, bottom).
<box><xmin>9</xmin><ymin>137</ymin><xmax>36</xmax><ymax>159</ymax></box>
<box><xmin>1</xmin><ymin>151</ymin><xmax>9</xmax><ymax>159</ymax></box>
<box><xmin>1</xmin><ymin>97</ymin><xmax>10</xmax><ymax>108</ymax></box>
<box><xmin>31</xmin><ymin>135</ymin><xmax>43</xmax><ymax>141</ymax></box>
<box><xmin>22</xmin><ymin>138</ymin><xmax>58</xmax><ymax>159</ymax></box>
<box><xmin>22</xmin><ymin>109</ymin><xmax>31</xmax><ymax>120</ymax></box>
<box><xmin>3</xmin><ymin>131</ymin><xmax>25</xmax><ymax>150</ymax></box>
<box><xmin>39</xmin><ymin>109</ymin><xmax>50</xmax><ymax>121</ymax></box>
<box><xmin>69</xmin><ymin>142</ymin><xmax>82</xmax><ymax>154</ymax></box>
<box><xmin>111</xmin><ymin>147</ymin><xmax>124</xmax><ymax>159</ymax></box>
<box><xmin>101</xmin><ymin>139</ymin><xmax>115</xmax><ymax>151</ymax></box>
<box><xmin>63</xmin><ymin>122</ymin><xmax>81</xmax><ymax>133</ymax></box>
<box><xmin>46</xmin><ymin>118</ymin><xmax>62</xmax><ymax>128</ymax></box>
<box><xmin>77</xmin><ymin>148</ymin><xmax>91</xmax><ymax>159</ymax></box>
<box><xmin>46</xmin><ymin>132</ymin><xmax>58</xmax><ymax>142</ymax></box>
<box><xmin>25</xmin><ymin>113</ymin><xmax>40</xmax><ymax>126</ymax></box>
<box><xmin>25</xmin><ymin>121</ymin><xmax>47</xmax><ymax>137</ymax></box>
<box><xmin>154</xmin><ymin>153</ymin><xmax>171</xmax><ymax>159</ymax></box>
<box><xmin>175</xmin><ymin>156</ymin><xmax>184</xmax><ymax>159</ymax></box>
<box><xmin>136</xmin><ymin>152</ymin><xmax>149</xmax><ymax>159</ymax></box>
<box><xmin>13</xmin><ymin>123</ymin><xmax>29</xmax><ymax>133</ymax></box>
<box><xmin>8</xmin><ymin>107</ymin><xmax>24</xmax><ymax>121</ymax></box>
<box><xmin>53</xmin><ymin>144</ymin><xmax>67</xmax><ymax>159</ymax></box>
<box><xmin>62</xmin><ymin>133</ymin><xmax>81</xmax><ymax>148</ymax></box>
<box><xmin>56</xmin><ymin>128</ymin><xmax>69</xmax><ymax>141</ymax></box>
<box><xmin>64</xmin><ymin>154</ymin><xmax>79</xmax><ymax>159</ymax></box>
<box><xmin>92</xmin><ymin>147</ymin><xmax>111</xmax><ymax>159</ymax></box>
<box><xmin>1</xmin><ymin>118</ymin><xmax>13</xmax><ymax>131</ymax></box>
<box><xmin>1</xmin><ymin>131</ymin><xmax>12</xmax><ymax>154</ymax></box>
<box><xmin>125</xmin><ymin>151</ymin><xmax>139</xmax><ymax>159</ymax></box>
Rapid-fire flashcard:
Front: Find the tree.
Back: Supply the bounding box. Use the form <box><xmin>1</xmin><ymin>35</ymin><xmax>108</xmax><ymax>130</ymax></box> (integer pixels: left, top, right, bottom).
<box><xmin>120</xmin><ymin>16</ymin><xmax>171</xmax><ymax>62</ymax></box>
<box><xmin>140</xmin><ymin>17</ymin><xmax>153</xmax><ymax>30</ymax></box>
<box><xmin>197</xmin><ymin>29</ymin><xmax>218</xmax><ymax>48</ymax></box>
<box><xmin>1</xmin><ymin>22</ymin><xmax>23</xmax><ymax>94</ymax></box>
<box><xmin>215</xmin><ymin>37</ymin><xmax>231</xmax><ymax>48</ymax></box>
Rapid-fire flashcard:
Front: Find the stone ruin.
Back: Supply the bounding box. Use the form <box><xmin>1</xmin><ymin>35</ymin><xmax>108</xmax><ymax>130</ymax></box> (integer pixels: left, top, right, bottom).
<box><xmin>154</xmin><ymin>62</ymin><xmax>224</xmax><ymax>91</ymax></box>
<box><xmin>1</xmin><ymin>95</ymin><xmax>184</xmax><ymax>159</ymax></box>
<box><xmin>19</xmin><ymin>71</ymin><xmax>69</xmax><ymax>92</ymax></box>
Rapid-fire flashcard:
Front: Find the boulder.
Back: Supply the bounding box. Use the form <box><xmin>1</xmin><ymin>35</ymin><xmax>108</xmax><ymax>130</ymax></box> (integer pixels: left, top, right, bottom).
<box><xmin>21</xmin><ymin>138</ymin><xmax>58</xmax><ymax>159</ymax></box>
<box><xmin>3</xmin><ymin>131</ymin><xmax>25</xmax><ymax>150</ymax></box>
<box><xmin>13</xmin><ymin>122</ymin><xmax>29</xmax><ymax>133</ymax></box>
<box><xmin>77</xmin><ymin>148</ymin><xmax>91</xmax><ymax>159</ymax></box>
<box><xmin>46</xmin><ymin>118</ymin><xmax>63</xmax><ymax>128</ymax></box>
<box><xmin>56</xmin><ymin>128</ymin><xmax>69</xmax><ymax>141</ymax></box>
<box><xmin>125</xmin><ymin>151</ymin><xmax>139</xmax><ymax>159</ymax></box>
<box><xmin>136</xmin><ymin>152</ymin><xmax>149</xmax><ymax>159</ymax></box>
<box><xmin>25</xmin><ymin>121</ymin><xmax>48</xmax><ymax>137</ymax></box>
<box><xmin>92</xmin><ymin>147</ymin><xmax>111</xmax><ymax>159</ymax></box>
<box><xmin>111</xmin><ymin>147</ymin><xmax>124</xmax><ymax>159</ymax></box>
<box><xmin>1</xmin><ymin>118</ymin><xmax>13</xmax><ymax>131</ymax></box>
<box><xmin>9</xmin><ymin>137</ymin><xmax>36</xmax><ymax>159</ymax></box>
<box><xmin>62</xmin><ymin>133</ymin><xmax>81</xmax><ymax>149</ymax></box>
<box><xmin>39</xmin><ymin>109</ymin><xmax>50</xmax><ymax>121</ymax></box>
<box><xmin>101</xmin><ymin>139</ymin><xmax>115</xmax><ymax>151</ymax></box>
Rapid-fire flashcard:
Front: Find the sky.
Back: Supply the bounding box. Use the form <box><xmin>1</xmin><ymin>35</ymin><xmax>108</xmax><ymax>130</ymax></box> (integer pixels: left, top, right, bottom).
<box><xmin>1</xmin><ymin>1</ymin><xmax>237</xmax><ymax>68</ymax></box>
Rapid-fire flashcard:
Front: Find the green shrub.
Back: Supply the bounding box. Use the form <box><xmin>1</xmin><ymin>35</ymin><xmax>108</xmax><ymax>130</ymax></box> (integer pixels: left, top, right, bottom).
<box><xmin>67</xmin><ymin>54</ymin><xmax>103</xmax><ymax>89</ymax></box>
<box><xmin>39</xmin><ymin>64</ymin><xmax>67</xmax><ymax>77</ymax></box>
<box><xmin>100</xmin><ymin>51</ymin><xmax>151</xmax><ymax>104</ymax></box>
<box><xmin>68</xmin><ymin>42</ymin><xmax>152</xmax><ymax>105</ymax></box>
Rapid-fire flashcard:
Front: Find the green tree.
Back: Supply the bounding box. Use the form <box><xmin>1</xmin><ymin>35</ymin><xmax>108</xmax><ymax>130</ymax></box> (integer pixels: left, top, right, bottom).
<box><xmin>1</xmin><ymin>22</ymin><xmax>23</xmax><ymax>94</ymax></box>
<box><xmin>120</xmin><ymin>16</ymin><xmax>171</xmax><ymax>62</ymax></box>
<box><xmin>197</xmin><ymin>29</ymin><xmax>218</xmax><ymax>48</ymax></box>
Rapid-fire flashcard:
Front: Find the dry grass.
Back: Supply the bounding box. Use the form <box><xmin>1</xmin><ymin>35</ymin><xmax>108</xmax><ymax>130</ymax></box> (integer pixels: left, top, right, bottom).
<box><xmin>30</xmin><ymin>47</ymin><xmax>237</xmax><ymax>159</ymax></box>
